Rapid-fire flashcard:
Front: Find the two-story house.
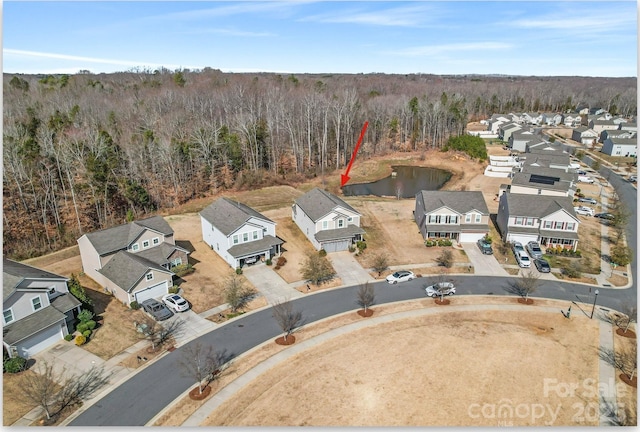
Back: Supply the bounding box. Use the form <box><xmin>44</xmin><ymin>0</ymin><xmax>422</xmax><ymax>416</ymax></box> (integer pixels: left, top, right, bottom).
<box><xmin>498</xmin><ymin>122</ymin><xmax>523</xmax><ymax>143</ymax></box>
<box><xmin>200</xmin><ymin>197</ymin><xmax>284</xmax><ymax>268</ymax></box>
<box><xmin>414</xmin><ymin>191</ymin><xmax>490</xmax><ymax>243</ymax></box>
<box><xmin>77</xmin><ymin>216</ymin><xmax>189</xmax><ymax>306</ymax></box>
<box><xmin>3</xmin><ymin>258</ymin><xmax>81</xmax><ymax>358</ymax></box>
<box><xmin>508</xmin><ymin>167</ymin><xmax>577</xmax><ymax>197</ymax></box>
<box><xmin>571</xmin><ymin>127</ymin><xmax>599</xmax><ymax>147</ymax></box>
<box><xmin>496</xmin><ymin>193</ymin><xmax>580</xmax><ymax>251</ymax></box>
<box><xmin>601</xmin><ymin>137</ymin><xmax>638</xmax><ymax>157</ymax></box>
<box><xmin>562</xmin><ymin>114</ymin><xmax>582</xmax><ymax>127</ymax></box>
<box><xmin>292</xmin><ymin>188</ymin><xmax>365</xmax><ymax>252</ymax></box>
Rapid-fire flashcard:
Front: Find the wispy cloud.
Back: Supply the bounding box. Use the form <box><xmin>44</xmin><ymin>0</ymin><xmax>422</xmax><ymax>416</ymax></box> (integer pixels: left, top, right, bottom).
<box><xmin>180</xmin><ymin>28</ymin><xmax>275</xmax><ymax>37</ymax></box>
<box><xmin>509</xmin><ymin>10</ymin><xmax>635</xmax><ymax>33</ymax></box>
<box><xmin>145</xmin><ymin>1</ymin><xmax>312</xmax><ymax>22</ymax></box>
<box><xmin>390</xmin><ymin>42</ymin><xmax>513</xmax><ymax>57</ymax></box>
<box><xmin>3</xmin><ymin>49</ymin><xmax>200</xmax><ymax>70</ymax></box>
<box><xmin>299</xmin><ymin>4</ymin><xmax>440</xmax><ymax>27</ymax></box>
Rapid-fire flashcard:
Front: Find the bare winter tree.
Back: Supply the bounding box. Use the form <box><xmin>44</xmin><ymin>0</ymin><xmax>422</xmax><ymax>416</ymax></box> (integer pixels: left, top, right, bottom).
<box><xmin>599</xmin><ymin>343</ymin><xmax>637</xmax><ymax>381</ymax></box>
<box><xmin>355</xmin><ymin>282</ymin><xmax>376</xmax><ymax>314</ymax></box>
<box><xmin>371</xmin><ymin>253</ymin><xmax>390</xmax><ymax>277</ymax></box>
<box><xmin>599</xmin><ymin>305</ymin><xmax>637</xmax><ymax>335</ymax></box>
<box><xmin>504</xmin><ymin>270</ymin><xmax>540</xmax><ymax>303</ymax></box>
<box><xmin>272</xmin><ymin>299</ymin><xmax>304</xmax><ymax>342</ymax></box>
<box><xmin>136</xmin><ymin>316</ymin><xmax>185</xmax><ymax>351</ymax></box>
<box><xmin>177</xmin><ymin>342</ymin><xmax>228</xmax><ymax>395</ymax></box>
<box><xmin>21</xmin><ymin>361</ymin><xmax>111</xmax><ymax>421</ymax></box>
<box><xmin>223</xmin><ymin>274</ymin><xmax>256</xmax><ymax>313</ymax></box>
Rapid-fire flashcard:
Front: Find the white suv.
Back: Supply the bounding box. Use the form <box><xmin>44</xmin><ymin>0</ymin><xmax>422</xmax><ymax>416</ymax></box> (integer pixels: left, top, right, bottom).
<box><xmin>574</xmin><ymin>206</ymin><xmax>595</xmax><ymax>216</ymax></box>
<box><xmin>515</xmin><ymin>251</ymin><xmax>531</xmax><ymax>268</ymax></box>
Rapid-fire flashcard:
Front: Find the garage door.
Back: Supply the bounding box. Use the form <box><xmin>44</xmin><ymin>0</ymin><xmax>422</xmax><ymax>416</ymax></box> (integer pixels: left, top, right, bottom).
<box><xmin>135</xmin><ymin>281</ymin><xmax>169</xmax><ymax>303</ymax></box>
<box><xmin>507</xmin><ymin>234</ymin><xmax>538</xmax><ymax>246</ymax></box>
<box><xmin>18</xmin><ymin>324</ymin><xmax>64</xmax><ymax>358</ymax></box>
<box><xmin>459</xmin><ymin>232</ymin><xmax>486</xmax><ymax>243</ymax></box>
<box><xmin>322</xmin><ymin>240</ymin><xmax>350</xmax><ymax>253</ymax></box>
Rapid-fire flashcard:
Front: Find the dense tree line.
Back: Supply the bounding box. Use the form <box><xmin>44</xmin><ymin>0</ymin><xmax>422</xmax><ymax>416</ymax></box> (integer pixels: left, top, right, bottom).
<box><xmin>3</xmin><ymin>69</ymin><xmax>636</xmax><ymax>259</ymax></box>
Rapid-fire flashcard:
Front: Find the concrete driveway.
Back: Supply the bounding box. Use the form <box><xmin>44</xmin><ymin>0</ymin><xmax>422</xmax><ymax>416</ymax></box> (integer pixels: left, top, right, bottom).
<box><xmin>460</xmin><ymin>243</ymin><xmax>510</xmax><ymax>276</ymax></box>
<box><xmin>243</xmin><ymin>263</ymin><xmax>303</xmax><ymax>304</ymax></box>
<box><xmin>32</xmin><ymin>340</ymin><xmax>106</xmax><ymax>379</ymax></box>
<box><xmin>164</xmin><ymin>309</ymin><xmax>217</xmax><ymax>345</ymax></box>
<box><xmin>327</xmin><ymin>251</ymin><xmax>375</xmax><ymax>287</ymax></box>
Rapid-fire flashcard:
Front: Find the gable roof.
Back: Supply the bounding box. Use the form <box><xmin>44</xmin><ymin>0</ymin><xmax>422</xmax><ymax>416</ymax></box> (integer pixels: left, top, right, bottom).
<box><xmin>294</xmin><ymin>188</ymin><xmax>360</xmax><ymax>222</ymax></box>
<box><xmin>3</xmin><ymin>258</ymin><xmax>68</xmax><ymax>301</ymax></box>
<box><xmin>98</xmin><ymin>251</ymin><xmax>172</xmax><ymax>293</ymax></box>
<box><xmin>503</xmin><ymin>193</ymin><xmax>577</xmax><ymax>220</ymax></box>
<box><xmin>606</xmin><ymin>137</ymin><xmax>637</xmax><ymax>146</ymax></box>
<box><xmin>511</xmin><ymin>172</ymin><xmax>572</xmax><ymax>193</ymax></box>
<box><xmin>200</xmin><ymin>197</ymin><xmax>274</xmax><ymax>236</ymax></box>
<box><xmin>83</xmin><ymin>216</ymin><xmax>173</xmax><ymax>256</ymax></box>
<box><xmin>416</xmin><ymin>190</ymin><xmax>489</xmax><ymax>215</ymax></box>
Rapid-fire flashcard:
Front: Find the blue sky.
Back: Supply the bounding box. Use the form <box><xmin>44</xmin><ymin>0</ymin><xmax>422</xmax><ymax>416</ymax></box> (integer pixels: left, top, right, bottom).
<box><xmin>3</xmin><ymin>1</ymin><xmax>638</xmax><ymax>76</ymax></box>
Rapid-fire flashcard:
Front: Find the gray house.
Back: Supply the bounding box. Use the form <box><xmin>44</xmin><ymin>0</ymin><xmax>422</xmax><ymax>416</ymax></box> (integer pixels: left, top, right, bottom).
<box><xmin>292</xmin><ymin>188</ymin><xmax>365</xmax><ymax>252</ymax></box>
<box><xmin>3</xmin><ymin>259</ymin><xmax>81</xmax><ymax>358</ymax></box>
<box><xmin>601</xmin><ymin>137</ymin><xmax>638</xmax><ymax>157</ymax></box>
<box><xmin>414</xmin><ymin>190</ymin><xmax>490</xmax><ymax>243</ymax></box>
<box><xmin>200</xmin><ymin>197</ymin><xmax>284</xmax><ymax>268</ymax></box>
<box><xmin>509</xmin><ymin>167</ymin><xmax>577</xmax><ymax>197</ymax></box>
<box><xmin>77</xmin><ymin>216</ymin><xmax>189</xmax><ymax>306</ymax></box>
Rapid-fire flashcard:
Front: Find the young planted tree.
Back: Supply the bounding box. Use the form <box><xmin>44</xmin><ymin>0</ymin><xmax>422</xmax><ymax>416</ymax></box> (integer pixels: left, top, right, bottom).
<box><xmin>371</xmin><ymin>253</ymin><xmax>389</xmax><ymax>277</ymax></box>
<box><xmin>355</xmin><ymin>282</ymin><xmax>376</xmax><ymax>316</ymax></box>
<box><xmin>223</xmin><ymin>274</ymin><xmax>256</xmax><ymax>313</ymax></box>
<box><xmin>610</xmin><ymin>244</ymin><xmax>633</xmax><ymax>267</ymax></box>
<box><xmin>301</xmin><ymin>251</ymin><xmax>336</xmax><ymax>285</ymax></box>
<box><xmin>177</xmin><ymin>342</ymin><xmax>226</xmax><ymax>395</ymax></box>
<box><xmin>21</xmin><ymin>361</ymin><xmax>111</xmax><ymax>421</ymax></box>
<box><xmin>504</xmin><ymin>270</ymin><xmax>540</xmax><ymax>303</ymax></box>
<box><xmin>599</xmin><ymin>343</ymin><xmax>637</xmax><ymax>383</ymax></box>
<box><xmin>137</xmin><ymin>316</ymin><xmax>184</xmax><ymax>351</ymax></box>
<box><xmin>272</xmin><ymin>299</ymin><xmax>304</xmax><ymax>343</ymax></box>
<box><xmin>436</xmin><ymin>248</ymin><xmax>454</xmax><ymax>268</ymax></box>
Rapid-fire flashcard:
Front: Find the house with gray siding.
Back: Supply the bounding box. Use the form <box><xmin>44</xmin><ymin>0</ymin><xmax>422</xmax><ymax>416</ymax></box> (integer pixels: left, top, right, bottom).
<box><xmin>496</xmin><ymin>193</ymin><xmax>580</xmax><ymax>251</ymax></box>
<box><xmin>3</xmin><ymin>259</ymin><xmax>81</xmax><ymax>358</ymax></box>
<box><xmin>200</xmin><ymin>197</ymin><xmax>284</xmax><ymax>269</ymax></box>
<box><xmin>77</xmin><ymin>216</ymin><xmax>189</xmax><ymax>306</ymax></box>
<box><xmin>601</xmin><ymin>137</ymin><xmax>637</xmax><ymax>157</ymax></box>
<box><xmin>498</xmin><ymin>122</ymin><xmax>523</xmax><ymax>143</ymax></box>
<box><xmin>508</xmin><ymin>130</ymin><xmax>535</xmax><ymax>152</ymax></box>
<box><xmin>292</xmin><ymin>188</ymin><xmax>364</xmax><ymax>252</ymax></box>
<box><xmin>414</xmin><ymin>191</ymin><xmax>490</xmax><ymax>243</ymax></box>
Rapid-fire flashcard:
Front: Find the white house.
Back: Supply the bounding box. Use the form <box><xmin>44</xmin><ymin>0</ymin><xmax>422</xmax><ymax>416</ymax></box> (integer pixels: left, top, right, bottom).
<box><xmin>601</xmin><ymin>138</ymin><xmax>637</xmax><ymax>157</ymax></box>
<box><xmin>200</xmin><ymin>197</ymin><xmax>284</xmax><ymax>268</ymax></box>
<box><xmin>292</xmin><ymin>188</ymin><xmax>365</xmax><ymax>252</ymax></box>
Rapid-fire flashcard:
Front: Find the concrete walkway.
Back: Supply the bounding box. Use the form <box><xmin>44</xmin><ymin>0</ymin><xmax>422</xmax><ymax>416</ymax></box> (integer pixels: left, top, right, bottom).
<box><xmin>242</xmin><ymin>263</ymin><xmax>304</xmax><ymax>304</ymax></box>
<box><xmin>597</xmin><ymin>320</ymin><xmax>618</xmax><ymax>426</ymax></box>
<box><xmin>327</xmin><ymin>251</ymin><xmax>375</xmax><ymax>287</ymax></box>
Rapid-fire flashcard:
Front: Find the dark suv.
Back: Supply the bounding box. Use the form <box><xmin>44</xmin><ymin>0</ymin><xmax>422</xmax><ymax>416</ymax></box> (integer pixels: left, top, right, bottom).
<box><xmin>477</xmin><ymin>239</ymin><xmax>493</xmax><ymax>255</ymax></box>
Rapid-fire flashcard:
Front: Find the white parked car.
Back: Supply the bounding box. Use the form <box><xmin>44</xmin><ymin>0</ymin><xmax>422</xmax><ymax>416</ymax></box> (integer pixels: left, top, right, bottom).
<box><xmin>574</xmin><ymin>206</ymin><xmax>595</xmax><ymax>216</ymax></box>
<box><xmin>425</xmin><ymin>281</ymin><xmax>456</xmax><ymax>297</ymax></box>
<box><xmin>515</xmin><ymin>251</ymin><xmax>531</xmax><ymax>268</ymax></box>
<box><xmin>578</xmin><ymin>175</ymin><xmax>594</xmax><ymax>184</ymax></box>
<box><xmin>162</xmin><ymin>294</ymin><xmax>190</xmax><ymax>312</ymax></box>
<box><xmin>386</xmin><ymin>270</ymin><xmax>416</xmax><ymax>284</ymax></box>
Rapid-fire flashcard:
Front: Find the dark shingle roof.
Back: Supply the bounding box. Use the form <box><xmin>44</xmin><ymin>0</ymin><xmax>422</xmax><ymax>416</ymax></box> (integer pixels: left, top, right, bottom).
<box><xmin>511</xmin><ymin>172</ymin><xmax>572</xmax><ymax>193</ymax></box>
<box><xmin>200</xmin><ymin>198</ymin><xmax>273</xmax><ymax>236</ymax></box>
<box><xmin>295</xmin><ymin>188</ymin><xmax>360</xmax><ymax>222</ymax></box>
<box><xmin>3</xmin><ymin>258</ymin><xmax>68</xmax><ymax>300</ymax></box>
<box><xmin>83</xmin><ymin>216</ymin><xmax>174</xmax><ymax>256</ymax></box>
<box><xmin>227</xmin><ymin>235</ymin><xmax>284</xmax><ymax>258</ymax></box>
<box><xmin>98</xmin><ymin>251</ymin><xmax>172</xmax><ymax>293</ymax></box>
<box><xmin>503</xmin><ymin>193</ymin><xmax>577</xmax><ymax>219</ymax></box>
<box><xmin>3</xmin><ymin>306</ymin><xmax>66</xmax><ymax>345</ymax></box>
<box><xmin>314</xmin><ymin>225</ymin><xmax>366</xmax><ymax>242</ymax></box>
<box><xmin>416</xmin><ymin>191</ymin><xmax>489</xmax><ymax>215</ymax></box>
<box><xmin>136</xmin><ymin>242</ymin><xmax>189</xmax><ymax>265</ymax></box>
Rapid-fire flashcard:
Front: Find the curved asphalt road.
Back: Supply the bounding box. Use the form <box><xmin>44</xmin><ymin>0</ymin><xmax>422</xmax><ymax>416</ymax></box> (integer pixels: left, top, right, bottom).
<box><xmin>70</xmin><ymin>171</ymin><xmax>636</xmax><ymax>427</ymax></box>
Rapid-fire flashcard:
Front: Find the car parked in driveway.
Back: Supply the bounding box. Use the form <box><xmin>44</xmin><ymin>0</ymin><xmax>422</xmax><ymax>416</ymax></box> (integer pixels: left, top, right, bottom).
<box><xmin>141</xmin><ymin>298</ymin><xmax>174</xmax><ymax>321</ymax></box>
<box><xmin>162</xmin><ymin>294</ymin><xmax>190</xmax><ymax>312</ymax></box>
<box><xmin>425</xmin><ymin>281</ymin><xmax>456</xmax><ymax>297</ymax></box>
<box><xmin>578</xmin><ymin>175</ymin><xmax>594</xmax><ymax>184</ymax></box>
<box><xmin>511</xmin><ymin>241</ymin><xmax>525</xmax><ymax>256</ymax></box>
<box><xmin>477</xmin><ymin>238</ymin><xmax>493</xmax><ymax>255</ymax></box>
<box><xmin>534</xmin><ymin>258</ymin><xmax>551</xmax><ymax>273</ymax></box>
<box><xmin>515</xmin><ymin>251</ymin><xmax>531</xmax><ymax>268</ymax></box>
<box><xmin>577</xmin><ymin>197</ymin><xmax>597</xmax><ymax>205</ymax></box>
<box><xmin>574</xmin><ymin>206</ymin><xmax>595</xmax><ymax>216</ymax></box>
<box><xmin>386</xmin><ymin>270</ymin><xmax>416</xmax><ymax>284</ymax></box>
<box><xmin>526</xmin><ymin>241</ymin><xmax>543</xmax><ymax>259</ymax></box>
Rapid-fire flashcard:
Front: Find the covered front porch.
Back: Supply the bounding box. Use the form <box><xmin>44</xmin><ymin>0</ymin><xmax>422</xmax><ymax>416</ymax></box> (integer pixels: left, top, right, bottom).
<box><xmin>539</xmin><ymin>229</ymin><xmax>579</xmax><ymax>252</ymax></box>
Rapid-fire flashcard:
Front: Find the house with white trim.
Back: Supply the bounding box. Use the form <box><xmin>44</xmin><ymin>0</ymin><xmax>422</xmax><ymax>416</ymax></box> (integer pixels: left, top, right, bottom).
<box><xmin>601</xmin><ymin>137</ymin><xmax>637</xmax><ymax>157</ymax></box>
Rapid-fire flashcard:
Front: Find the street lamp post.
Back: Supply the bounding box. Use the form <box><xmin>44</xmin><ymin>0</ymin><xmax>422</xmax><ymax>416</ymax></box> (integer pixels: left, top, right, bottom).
<box><xmin>590</xmin><ymin>289</ymin><xmax>599</xmax><ymax>319</ymax></box>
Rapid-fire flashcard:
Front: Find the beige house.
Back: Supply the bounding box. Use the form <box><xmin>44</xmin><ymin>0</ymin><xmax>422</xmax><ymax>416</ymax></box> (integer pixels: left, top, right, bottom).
<box><xmin>77</xmin><ymin>216</ymin><xmax>189</xmax><ymax>306</ymax></box>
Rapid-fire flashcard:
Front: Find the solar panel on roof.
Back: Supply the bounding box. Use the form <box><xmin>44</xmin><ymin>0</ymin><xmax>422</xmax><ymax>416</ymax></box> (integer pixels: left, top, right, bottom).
<box><xmin>529</xmin><ymin>174</ymin><xmax>559</xmax><ymax>185</ymax></box>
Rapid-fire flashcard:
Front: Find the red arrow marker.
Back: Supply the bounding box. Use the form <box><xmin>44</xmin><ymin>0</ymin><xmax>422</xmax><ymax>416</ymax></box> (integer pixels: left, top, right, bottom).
<box><xmin>340</xmin><ymin>121</ymin><xmax>369</xmax><ymax>187</ymax></box>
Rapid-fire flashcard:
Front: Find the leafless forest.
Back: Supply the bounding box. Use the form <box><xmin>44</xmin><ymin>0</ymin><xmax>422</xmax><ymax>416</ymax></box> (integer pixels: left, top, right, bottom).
<box><xmin>3</xmin><ymin>69</ymin><xmax>637</xmax><ymax>259</ymax></box>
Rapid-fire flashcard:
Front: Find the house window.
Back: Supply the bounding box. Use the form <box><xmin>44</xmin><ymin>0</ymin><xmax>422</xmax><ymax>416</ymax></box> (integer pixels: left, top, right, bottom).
<box><xmin>131</xmin><ymin>243</ymin><xmax>139</xmax><ymax>251</ymax></box>
<box><xmin>514</xmin><ymin>217</ymin><xmax>524</xmax><ymax>225</ymax></box>
<box><xmin>171</xmin><ymin>257</ymin><xmax>182</xmax><ymax>267</ymax></box>
<box><xmin>543</xmin><ymin>221</ymin><xmax>552</xmax><ymax>229</ymax></box>
<box><xmin>243</xmin><ymin>233</ymin><xmax>249</xmax><ymax>242</ymax></box>
<box><xmin>143</xmin><ymin>240</ymin><xmax>150</xmax><ymax>249</ymax></box>
<box><xmin>526</xmin><ymin>218</ymin><xmax>534</xmax><ymax>226</ymax></box>
<box><xmin>475</xmin><ymin>214</ymin><xmax>481</xmax><ymax>223</ymax></box>
<box><xmin>3</xmin><ymin>309</ymin><xmax>14</xmax><ymax>324</ymax></box>
<box><xmin>566</xmin><ymin>222</ymin><xmax>575</xmax><ymax>230</ymax></box>
<box><xmin>465</xmin><ymin>214</ymin><xmax>471</xmax><ymax>223</ymax></box>
<box><xmin>338</xmin><ymin>219</ymin><xmax>344</xmax><ymax>228</ymax></box>
<box><xmin>146</xmin><ymin>273</ymin><xmax>153</xmax><ymax>281</ymax></box>
<box><xmin>322</xmin><ymin>221</ymin><xmax>328</xmax><ymax>229</ymax></box>
<box><xmin>233</xmin><ymin>235</ymin><xmax>239</xmax><ymax>244</ymax></box>
<box><xmin>253</xmin><ymin>231</ymin><xmax>259</xmax><ymax>240</ymax></box>
<box><xmin>153</xmin><ymin>237</ymin><xmax>160</xmax><ymax>245</ymax></box>
<box><xmin>348</xmin><ymin>217</ymin><xmax>353</xmax><ymax>222</ymax></box>
<box><xmin>554</xmin><ymin>221</ymin><xmax>564</xmax><ymax>229</ymax></box>
<box><xmin>32</xmin><ymin>297</ymin><xmax>42</xmax><ymax>311</ymax></box>
<box><xmin>48</xmin><ymin>286</ymin><xmax>56</xmax><ymax>295</ymax></box>
<box><xmin>429</xmin><ymin>215</ymin><xmax>438</xmax><ymax>224</ymax></box>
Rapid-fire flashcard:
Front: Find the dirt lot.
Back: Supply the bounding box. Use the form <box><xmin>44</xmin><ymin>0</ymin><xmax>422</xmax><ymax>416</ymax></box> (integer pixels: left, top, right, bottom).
<box><xmin>192</xmin><ymin>297</ymin><xmax>623</xmax><ymax>427</ymax></box>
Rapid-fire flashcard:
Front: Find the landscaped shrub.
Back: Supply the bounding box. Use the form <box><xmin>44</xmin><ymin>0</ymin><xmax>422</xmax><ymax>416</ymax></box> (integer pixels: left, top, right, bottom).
<box><xmin>274</xmin><ymin>265</ymin><xmax>281</xmax><ymax>270</ymax></box>
<box><xmin>3</xmin><ymin>356</ymin><xmax>27</xmax><ymax>373</ymax></box>
<box><xmin>235</xmin><ymin>267</ymin><xmax>243</xmax><ymax>275</ymax></box>
<box><xmin>78</xmin><ymin>309</ymin><xmax>94</xmax><ymax>323</ymax></box>
<box><xmin>425</xmin><ymin>240</ymin><xmax>436</xmax><ymax>247</ymax></box>
<box><xmin>437</xmin><ymin>239</ymin><xmax>453</xmax><ymax>247</ymax></box>
<box><xmin>348</xmin><ymin>245</ymin><xmax>356</xmax><ymax>253</ymax></box>
<box><xmin>82</xmin><ymin>330</ymin><xmax>92</xmax><ymax>339</ymax></box>
<box><xmin>319</xmin><ymin>249</ymin><xmax>327</xmax><ymax>257</ymax></box>
<box><xmin>75</xmin><ymin>335</ymin><xmax>86</xmax><ymax>346</ymax></box>
<box><xmin>266</xmin><ymin>258</ymin><xmax>272</xmax><ymax>266</ymax></box>
<box><xmin>169</xmin><ymin>285</ymin><xmax>180</xmax><ymax>294</ymax></box>
<box><xmin>86</xmin><ymin>320</ymin><xmax>97</xmax><ymax>330</ymax></box>
<box><xmin>356</xmin><ymin>241</ymin><xmax>367</xmax><ymax>252</ymax></box>
<box><xmin>171</xmin><ymin>263</ymin><xmax>195</xmax><ymax>277</ymax></box>
<box><xmin>76</xmin><ymin>323</ymin><xmax>88</xmax><ymax>333</ymax></box>
<box><xmin>64</xmin><ymin>334</ymin><xmax>74</xmax><ymax>341</ymax></box>
<box><xmin>277</xmin><ymin>256</ymin><xmax>287</xmax><ymax>267</ymax></box>
<box><xmin>130</xmin><ymin>301</ymin><xmax>140</xmax><ymax>310</ymax></box>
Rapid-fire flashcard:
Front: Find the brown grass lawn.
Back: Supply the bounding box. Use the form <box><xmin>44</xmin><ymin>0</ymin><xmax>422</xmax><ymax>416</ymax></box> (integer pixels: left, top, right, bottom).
<box><xmin>3</xmin><ymin>371</ymin><xmax>36</xmax><ymax>425</ymax></box>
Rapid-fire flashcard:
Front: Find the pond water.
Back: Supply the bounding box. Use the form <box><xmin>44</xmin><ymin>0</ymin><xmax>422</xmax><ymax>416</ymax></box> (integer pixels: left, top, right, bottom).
<box><xmin>342</xmin><ymin>165</ymin><xmax>452</xmax><ymax>198</ymax></box>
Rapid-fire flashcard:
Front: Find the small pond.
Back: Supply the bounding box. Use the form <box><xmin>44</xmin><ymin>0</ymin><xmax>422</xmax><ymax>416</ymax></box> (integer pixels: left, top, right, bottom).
<box><xmin>342</xmin><ymin>165</ymin><xmax>452</xmax><ymax>198</ymax></box>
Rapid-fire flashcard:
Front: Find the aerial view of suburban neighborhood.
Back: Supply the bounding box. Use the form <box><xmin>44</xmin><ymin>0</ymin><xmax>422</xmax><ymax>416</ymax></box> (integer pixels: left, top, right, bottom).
<box><xmin>2</xmin><ymin>1</ymin><xmax>637</xmax><ymax>428</ymax></box>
